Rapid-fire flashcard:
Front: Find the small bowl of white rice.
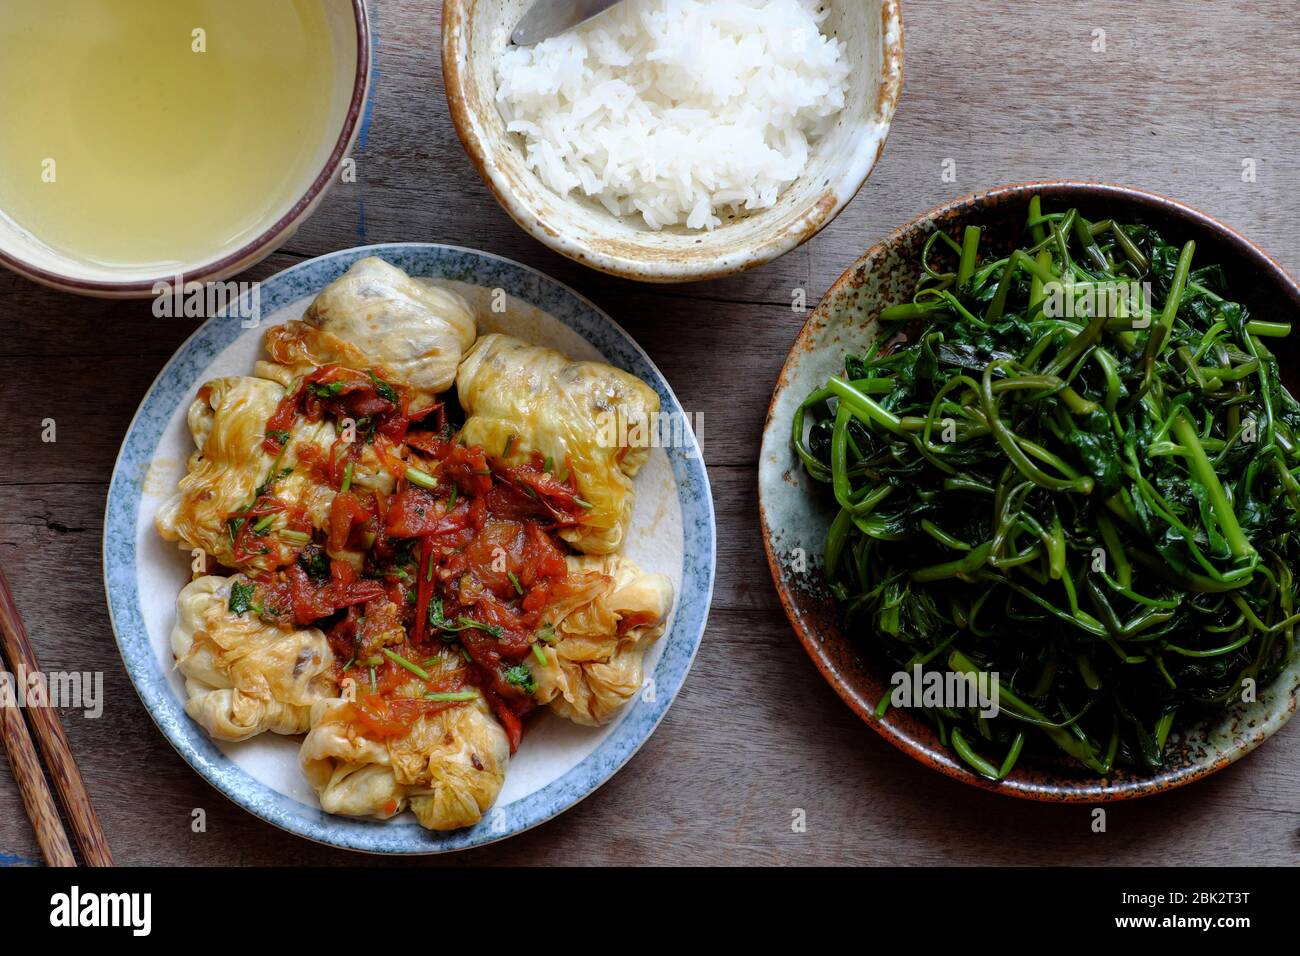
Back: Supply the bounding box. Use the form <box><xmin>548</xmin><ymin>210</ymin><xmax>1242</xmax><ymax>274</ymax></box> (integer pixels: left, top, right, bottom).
<box><xmin>443</xmin><ymin>0</ymin><xmax>903</xmax><ymax>283</ymax></box>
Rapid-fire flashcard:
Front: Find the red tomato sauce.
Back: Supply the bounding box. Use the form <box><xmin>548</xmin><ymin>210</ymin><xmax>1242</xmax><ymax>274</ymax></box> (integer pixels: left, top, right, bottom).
<box><xmin>237</xmin><ymin>364</ymin><xmax>593</xmax><ymax>751</ymax></box>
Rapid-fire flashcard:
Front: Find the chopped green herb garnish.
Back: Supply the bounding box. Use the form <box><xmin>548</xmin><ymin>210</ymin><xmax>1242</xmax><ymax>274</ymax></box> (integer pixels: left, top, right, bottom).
<box><xmin>531</xmin><ymin>642</ymin><xmax>548</xmax><ymax>666</ymax></box>
<box><xmin>307</xmin><ymin>381</ymin><xmax>345</xmax><ymax>398</ymax></box>
<box><xmin>340</xmin><ymin>460</ymin><xmax>355</xmax><ymax>494</ymax></box>
<box><xmin>368</xmin><ymin>370</ymin><xmax>399</xmax><ymax>404</ymax></box>
<box><xmin>265</xmin><ymin>429</ymin><xmax>291</xmax><ymax>446</ymax></box>
<box><xmin>424</xmin><ymin>689</ymin><xmax>480</xmax><ymax>702</ymax></box>
<box><xmin>536</xmin><ymin>622</ymin><xmax>558</xmax><ymax>644</ymax></box>
<box><xmin>508</xmin><ymin>570</ymin><xmax>524</xmax><ymax>595</ymax></box>
<box><xmin>406</xmin><ymin>466</ymin><xmax>438</xmax><ymax>490</ymax></box>
<box><xmin>382</xmin><ymin>648</ymin><xmax>432</xmax><ymax>681</ymax></box>
<box><xmin>298</xmin><ymin>544</ymin><xmax>330</xmax><ymax>583</ymax></box>
<box><xmin>428</xmin><ymin>599</ymin><xmax>505</xmax><ymax>639</ymax></box>
<box><xmin>228</xmin><ymin>580</ymin><xmax>256</xmax><ymax>616</ymax></box>
<box><xmin>503</xmin><ymin>663</ymin><xmax>537</xmax><ymax>695</ymax></box>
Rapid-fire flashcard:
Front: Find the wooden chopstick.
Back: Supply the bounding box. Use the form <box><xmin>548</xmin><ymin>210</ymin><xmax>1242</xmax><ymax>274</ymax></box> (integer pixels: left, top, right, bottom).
<box><xmin>0</xmin><ymin>690</ymin><xmax>76</xmax><ymax>866</ymax></box>
<box><xmin>0</xmin><ymin>562</ymin><xmax>113</xmax><ymax>866</ymax></box>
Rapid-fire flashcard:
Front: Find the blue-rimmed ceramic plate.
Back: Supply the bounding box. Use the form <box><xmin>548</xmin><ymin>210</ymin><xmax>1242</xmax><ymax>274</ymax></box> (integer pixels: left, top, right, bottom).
<box><xmin>104</xmin><ymin>243</ymin><xmax>715</xmax><ymax>853</ymax></box>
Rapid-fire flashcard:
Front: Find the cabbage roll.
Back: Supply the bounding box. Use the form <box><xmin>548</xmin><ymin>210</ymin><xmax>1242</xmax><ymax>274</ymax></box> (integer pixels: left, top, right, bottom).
<box><xmin>528</xmin><ymin>554</ymin><xmax>673</xmax><ymax>725</ymax></box>
<box><xmin>171</xmin><ymin>575</ymin><xmax>336</xmax><ymax>741</ymax></box>
<box><xmin>262</xmin><ymin>256</ymin><xmax>476</xmax><ymax>403</ymax></box>
<box><xmin>299</xmin><ymin>650</ymin><xmax>509</xmax><ymax>830</ymax></box>
<box><xmin>155</xmin><ymin>375</ymin><xmax>394</xmax><ymax>572</ymax></box>
<box><xmin>456</xmin><ymin>333</ymin><xmax>661</xmax><ymax>553</ymax></box>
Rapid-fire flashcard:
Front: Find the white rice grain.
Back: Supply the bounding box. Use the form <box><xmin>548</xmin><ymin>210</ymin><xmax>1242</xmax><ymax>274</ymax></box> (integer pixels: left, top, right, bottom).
<box><xmin>495</xmin><ymin>0</ymin><xmax>850</xmax><ymax>231</ymax></box>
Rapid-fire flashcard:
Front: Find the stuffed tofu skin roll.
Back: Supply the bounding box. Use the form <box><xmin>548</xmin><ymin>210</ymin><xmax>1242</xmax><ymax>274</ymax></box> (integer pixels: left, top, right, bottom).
<box><xmin>155</xmin><ymin>375</ymin><xmax>395</xmax><ymax>574</ymax></box>
<box><xmin>171</xmin><ymin>575</ymin><xmax>337</xmax><ymax>741</ymax></box>
<box><xmin>528</xmin><ymin>555</ymin><xmax>673</xmax><ymax>726</ymax></box>
<box><xmin>299</xmin><ymin>649</ymin><xmax>510</xmax><ymax>831</ymax></box>
<box><xmin>262</xmin><ymin>256</ymin><xmax>476</xmax><ymax>403</ymax></box>
<box><xmin>455</xmin><ymin>333</ymin><xmax>661</xmax><ymax>554</ymax></box>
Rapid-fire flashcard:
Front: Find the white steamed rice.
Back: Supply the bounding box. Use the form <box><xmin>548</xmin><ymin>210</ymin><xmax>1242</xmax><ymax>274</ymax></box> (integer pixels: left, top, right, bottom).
<box><xmin>495</xmin><ymin>0</ymin><xmax>850</xmax><ymax>231</ymax></box>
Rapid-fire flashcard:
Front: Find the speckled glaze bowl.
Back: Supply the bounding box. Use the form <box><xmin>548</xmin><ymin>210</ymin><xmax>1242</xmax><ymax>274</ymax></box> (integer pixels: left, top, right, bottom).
<box><xmin>0</xmin><ymin>0</ymin><xmax>371</xmax><ymax>299</ymax></box>
<box><xmin>104</xmin><ymin>243</ymin><xmax>715</xmax><ymax>852</ymax></box>
<box><xmin>442</xmin><ymin>0</ymin><xmax>903</xmax><ymax>282</ymax></box>
<box><xmin>760</xmin><ymin>181</ymin><xmax>1300</xmax><ymax>801</ymax></box>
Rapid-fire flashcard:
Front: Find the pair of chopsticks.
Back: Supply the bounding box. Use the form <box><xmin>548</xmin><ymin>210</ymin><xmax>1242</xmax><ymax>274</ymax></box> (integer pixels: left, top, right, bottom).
<box><xmin>0</xmin><ymin>562</ymin><xmax>112</xmax><ymax>866</ymax></box>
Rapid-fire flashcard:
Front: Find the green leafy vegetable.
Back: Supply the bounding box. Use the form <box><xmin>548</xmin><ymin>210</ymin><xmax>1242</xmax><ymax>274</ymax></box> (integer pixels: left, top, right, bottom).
<box><xmin>794</xmin><ymin>197</ymin><xmax>1300</xmax><ymax>779</ymax></box>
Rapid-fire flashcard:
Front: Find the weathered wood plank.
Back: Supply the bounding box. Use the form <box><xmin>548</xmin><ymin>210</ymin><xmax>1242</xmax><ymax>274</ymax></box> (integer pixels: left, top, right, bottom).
<box><xmin>1</xmin><ymin>0</ymin><xmax>1298</xmax><ymax>866</ymax></box>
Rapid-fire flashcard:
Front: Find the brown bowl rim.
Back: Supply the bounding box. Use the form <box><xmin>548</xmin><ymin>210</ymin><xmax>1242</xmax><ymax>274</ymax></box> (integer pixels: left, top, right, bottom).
<box><xmin>761</xmin><ymin>179</ymin><xmax>1300</xmax><ymax>802</ymax></box>
<box><xmin>0</xmin><ymin>0</ymin><xmax>372</xmax><ymax>297</ymax></box>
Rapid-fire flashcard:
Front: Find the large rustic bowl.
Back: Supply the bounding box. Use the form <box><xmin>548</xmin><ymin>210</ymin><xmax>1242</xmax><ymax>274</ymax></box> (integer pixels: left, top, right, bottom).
<box><xmin>442</xmin><ymin>0</ymin><xmax>903</xmax><ymax>282</ymax></box>
<box><xmin>759</xmin><ymin>181</ymin><xmax>1300</xmax><ymax>801</ymax></box>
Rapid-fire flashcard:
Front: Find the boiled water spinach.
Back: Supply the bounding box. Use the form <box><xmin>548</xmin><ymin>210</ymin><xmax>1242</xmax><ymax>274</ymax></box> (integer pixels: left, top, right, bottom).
<box><xmin>793</xmin><ymin>196</ymin><xmax>1300</xmax><ymax>780</ymax></box>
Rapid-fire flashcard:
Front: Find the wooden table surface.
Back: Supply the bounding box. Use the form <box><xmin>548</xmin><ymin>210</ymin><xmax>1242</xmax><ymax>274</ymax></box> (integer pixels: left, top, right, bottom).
<box><xmin>2</xmin><ymin>0</ymin><xmax>1298</xmax><ymax>866</ymax></box>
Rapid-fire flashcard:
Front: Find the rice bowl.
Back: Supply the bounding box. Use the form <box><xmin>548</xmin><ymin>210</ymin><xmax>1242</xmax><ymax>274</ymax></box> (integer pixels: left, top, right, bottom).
<box><xmin>442</xmin><ymin>0</ymin><xmax>904</xmax><ymax>282</ymax></box>
<box><xmin>495</xmin><ymin>0</ymin><xmax>852</xmax><ymax>232</ymax></box>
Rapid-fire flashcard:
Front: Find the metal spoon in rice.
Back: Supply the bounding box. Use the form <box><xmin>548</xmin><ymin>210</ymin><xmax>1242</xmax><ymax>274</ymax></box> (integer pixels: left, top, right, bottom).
<box><xmin>512</xmin><ymin>0</ymin><xmax>624</xmax><ymax>45</ymax></box>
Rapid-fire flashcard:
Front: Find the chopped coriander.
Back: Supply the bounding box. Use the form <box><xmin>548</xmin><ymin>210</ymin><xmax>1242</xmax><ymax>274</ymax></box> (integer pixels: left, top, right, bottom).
<box><xmin>228</xmin><ymin>580</ymin><xmax>256</xmax><ymax>616</ymax></box>
<box><xmin>253</xmin><ymin>465</ymin><xmax>292</xmax><ymax>500</ymax></box>
<box><xmin>428</xmin><ymin>600</ymin><xmax>505</xmax><ymax>639</ymax></box>
<box><xmin>265</xmin><ymin>429</ymin><xmax>291</xmax><ymax>446</ymax></box>
<box><xmin>543</xmin><ymin>455</ymin><xmax>554</xmax><ymax>474</ymax></box>
<box><xmin>503</xmin><ymin>663</ymin><xmax>536</xmax><ymax>695</ymax></box>
<box><xmin>536</xmin><ymin>622</ymin><xmax>558</xmax><ymax>644</ymax></box>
